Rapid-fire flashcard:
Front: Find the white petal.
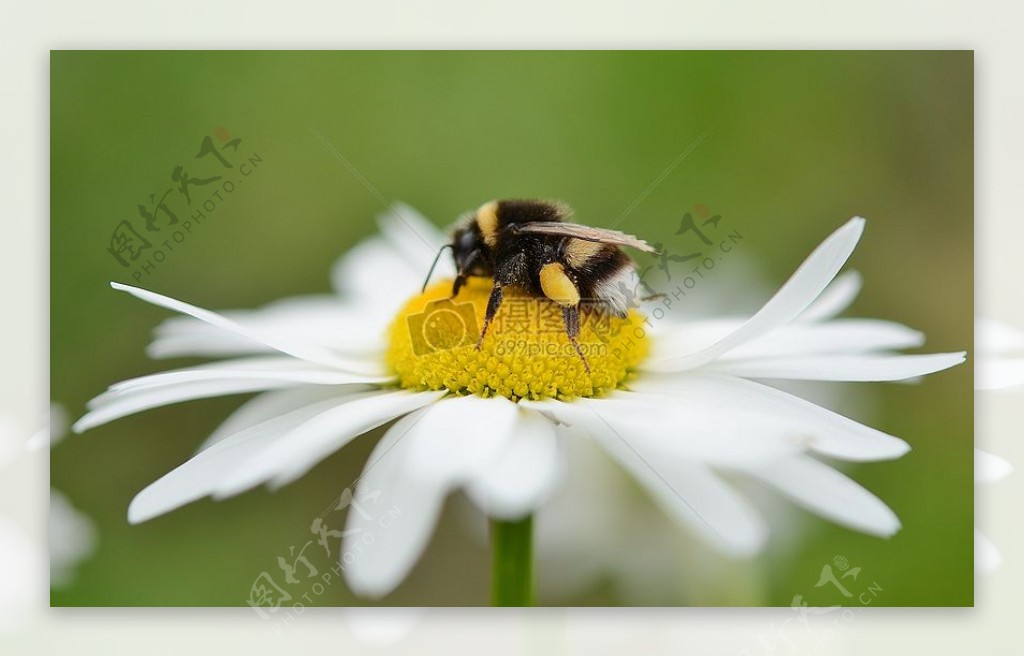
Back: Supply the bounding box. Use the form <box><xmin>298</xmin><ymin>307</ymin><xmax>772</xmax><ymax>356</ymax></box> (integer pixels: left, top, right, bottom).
<box><xmin>341</xmin><ymin>408</ymin><xmax>446</xmax><ymax>598</ymax></box>
<box><xmin>650</xmin><ymin>217</ymin><xmax>865</xmax><ymax>371</ymax></box>
<box><xmin>525</xmin><ymin>393</ymin><xmax>802</xmax><ymax>468</ymax></box>
<box><xmin>976</xmin><ymin>318</ymin><xmax>1024</xmax><ymax>355</ymax></box>
<box><xmin>977</xmin><ymin>357</ymin><xmax>1024</xmax><ymax>391</ymax></box>
<box><xmin>149</xmin><ymin>296</ymin><xmax>387</xmax><ymax>360</ymax></box>
<box><xmin>74</xmin><ymin>378</ymin><xmax>314</xmax><ymax>433</ymax></box>
<box><xmin>630</xmin><ymin>459</ymin><xmax>768</xmax><ymax>557</ymax></box>
<box><xmin>466</xmin><ymin>407</ymin><xmax>563</xmax><ymax>520</ymax></box>
<box><xmin>110</xmin><ymin>283</ymin><xmax>369</xmax><ymax>372</ymax></box>
<box><xmin>528</xmin><ymin>397</ymin><xmax>768</xmax><ymax>555</ymax></box>
<box><xmin>344</xmin><ymin>395</ymin><xmax>524</xmax><ymax>596</ymax></box>
<box><xmin>643</xmin><ymin>318</ymin><xmax>743</xmax><ymax>356</ymax></box>
<box><xmin>723</xmin><ymin>320</ymin><xmax>924</xmax><ymax>361</ymax></box>
<box><xmin>108</xmin><ymin>357</ymin><xmax>387</xmax><ymax>393</ymax></box>
<box><xmin>196</xmin><ymin>386</ymin><xmax>367</xmax><ymax>452</ymax></box>
<box><xmin>402</xmin><ymin>395</ymin><xmax>521</xmax><ymax>485</ymax></box>
<box><xmin>702</xmin><ymin>351</ymin><xmax>966</xmax><ymax>381</ymax></box>
<box><xmin>646</xmin><ymin>319</ymin><xmax>925</xmax><ymax>367</ymax></box>
<box><xmin>975</xmin><ymin>528</ymin><xmax>1003</xmax><ymax>574</ymax></box>
<box><xmin>127</xmin><ymin>388</ymin><xmax>374</xmax><ymax>523</ymax></box>
<box><xmin>331</xmin><ymin>237</ymin><xmax>425</xmax><ymax>309</ymax></box>
<box><xmin>214</xmin><ymin>390</ymin><xmax>446</xmax><ymax>496</ymax></box>
<box><xmin>627</xmin><ymin>373</ymin><xmax>909</xmax><ymax>461</ymax></box>
<box><xmin>797</xmin><ymin>270</ymin><xmax>862</xmax><ymax>322</ymax></box>
<box><xmin>378</xmin><ymin>201</ymin><xmax>448</xmax><ymax>267</ymax></box>
<box><xmin>748</xmin><ymin>454</ymin><xmax>900</xmax><ymax>537</ymax></box>
<box><xmin>975</xmin><ymin>449</ymin><xmax>1013</xmax><ymax>484</ymax></box>
<box><xmin>148</xmin><ymin>326</ymin><xmax>272</xmax><ymax>359</ymax></box>
<box><xmin>533</xmin><ymin>425</ymin><xmax>635</xmax><ymax>599</ymax></box>
<box><xmin>331</xmin><ymin>204</ymin><xmax>451</xmax><ymax>311</ymax></box>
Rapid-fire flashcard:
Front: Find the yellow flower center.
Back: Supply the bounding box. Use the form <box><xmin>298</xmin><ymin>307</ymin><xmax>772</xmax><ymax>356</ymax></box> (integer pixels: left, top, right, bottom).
<box><xmin>387</xmin><ymin>278</ymin><xmax>649</xmax><ymax>400</ymax></box>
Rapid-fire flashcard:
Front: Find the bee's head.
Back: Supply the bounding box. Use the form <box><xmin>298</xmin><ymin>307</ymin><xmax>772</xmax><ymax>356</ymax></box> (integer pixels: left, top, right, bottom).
<box><xmin>446</xmin><ymin>223</ymin><xmax>491</xmax><ymax>297</ymax></box>
<box><xmin>451</xmin><ymin>224</ymin><xmax>485</xmax><ymax>274</ymax></box>
<box><xmin>421</xmin><ymin>221</ymin><xmax>491</xmax><ymax>296</ymax></box>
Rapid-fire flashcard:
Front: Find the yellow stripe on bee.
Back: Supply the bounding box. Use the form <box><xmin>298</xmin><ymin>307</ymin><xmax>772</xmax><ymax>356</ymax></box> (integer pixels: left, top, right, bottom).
<box><xmin>539</xmin><ymin>262</ymin><xmax>580</xmax><ymax>307</ymax></box>
<box><xmin>476</xmin><ymin>200</ymin><xmax>500</xmax><ymax>247</ymax></box>
<box><xmin>563</xmin><ymin>238</ymin><xmax>605</xmax><ymax>268</ymax></box>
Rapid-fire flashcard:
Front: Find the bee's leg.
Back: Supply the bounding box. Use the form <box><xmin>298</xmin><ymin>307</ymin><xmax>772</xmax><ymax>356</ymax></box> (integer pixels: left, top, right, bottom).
<box><xmin>475</xmin><ymin>283</ymin><xmax>504</xmax><ymax>349</ymax></box>
<box><xmin>562</xmin><ymin>305</ymin><xmax>591</xmax><ymax>373</ymax></box>
<box><xmin>450</xmin><ymin>274</ymin><xmax>467</xmax><ymax>299</ymax></box>
<box><xmin>450</xmin><ymin>249</ymin><xmax>481</xmax><ymax>298</ymax></box>
<box><xmin>640</xmin><ymin>292</ymin><xmax>667</xmax><ymax>302</ymax></box>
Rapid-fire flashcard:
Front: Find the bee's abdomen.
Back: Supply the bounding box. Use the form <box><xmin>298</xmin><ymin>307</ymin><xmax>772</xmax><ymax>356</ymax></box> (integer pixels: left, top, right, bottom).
<box><xmin>568</xmin><ymin>247</ymin><xmax>639</xmax><ymax>317</ymax></box>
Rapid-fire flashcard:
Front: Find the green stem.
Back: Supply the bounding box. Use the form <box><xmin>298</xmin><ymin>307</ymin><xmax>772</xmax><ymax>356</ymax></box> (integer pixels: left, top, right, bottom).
<box><xmin>490</xmin><ymin>514</ymin><xmax>534</xmax><ymax>606</ymax></box>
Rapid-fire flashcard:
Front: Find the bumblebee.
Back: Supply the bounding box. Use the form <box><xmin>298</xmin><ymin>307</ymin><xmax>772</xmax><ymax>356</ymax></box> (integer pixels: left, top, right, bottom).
<box><xmin>423</xmin><ymin>199</ymin><xmax>657</xmax><ymax>371</ymax></box>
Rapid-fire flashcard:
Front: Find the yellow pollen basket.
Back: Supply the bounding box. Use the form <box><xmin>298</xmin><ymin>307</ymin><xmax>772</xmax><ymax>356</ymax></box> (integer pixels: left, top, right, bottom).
<box><xmin>387</xmin><ymin>278</ymin><xmax>649</xmax><ymax>400</ymax></box>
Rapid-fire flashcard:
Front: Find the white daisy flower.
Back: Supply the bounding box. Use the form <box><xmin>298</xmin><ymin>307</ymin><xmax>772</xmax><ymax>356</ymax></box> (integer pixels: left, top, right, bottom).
<box><xmin>974</xmin><ymin>318</ymin><xmax>1021</xmax><ymax>573</ymax></box>
<box><xmin>74</xmin><ymin>204</ymin><xmax>964</xmax><ymax>600</ymax></box>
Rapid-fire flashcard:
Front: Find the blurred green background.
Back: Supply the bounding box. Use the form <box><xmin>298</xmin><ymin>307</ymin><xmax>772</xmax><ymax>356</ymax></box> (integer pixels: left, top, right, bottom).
<box><xmin>50</xmin><ymin>51</ymin><xmax>972</xmax><ymax>606</ymax></box>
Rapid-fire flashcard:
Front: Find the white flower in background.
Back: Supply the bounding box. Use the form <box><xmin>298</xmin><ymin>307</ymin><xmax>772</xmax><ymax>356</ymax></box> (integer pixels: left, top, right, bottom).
<box><xmin>74</xmin><ymin>204</ymin><xmax>964</xmax><ymax>598</ymax></box>
<box><xmin>0</xmin><ymin>516</ymin><xmax>39</xmax><ymax>633</ymax></box>
<box><xmin>1</xmin><ymin>404</ymin><xmax>95</xmax><ymax>630</ymax></box>
<box><xmin>34</xmin><ymin>404</ymin><xmax>98</xmax><ymax>588</ymax></box>
<box><xmin>340</xmin><ymin>608</ymin><xmax>419</xmax><ymax>647</ymax></box>
<box><xmin>976</xmin><ymin>319</ymin><xmax>1024</xmax><ymax>391</ymax></box>
<box><xmin>0</xmin><ymin>413</ymin><xmax>18</xmax><ymax>468</ymax></box>
<box><xmin>0</xmin><ymin>415</ymin><xmax>43</xmax><ymax>633</ymax></box>
<box><xmin>27</xmin><ymin>404</ymin><xmax>69</xmax><ymax>451</ymax></box>
<box><xmin>49</xmin><ymin>489</ymin><xmax>97</xmax><ymax>588</ymax></box>
<box><xmin>974</xmin><ymin>449</ymin><xmax>1012</xmax><ymax>574</ymax></box>
<box><xmin>974</xmin><ymin>318</ymin><xmax>1021</xmax><ymax>574</ymax></box>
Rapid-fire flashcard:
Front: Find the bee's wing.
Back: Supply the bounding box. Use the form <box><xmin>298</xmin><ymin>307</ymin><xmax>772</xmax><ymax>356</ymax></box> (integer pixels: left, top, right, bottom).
<box><xmin>511</xmin><ymin>222</ymin><xmax>658</xmax><ymax>253</ymax></box>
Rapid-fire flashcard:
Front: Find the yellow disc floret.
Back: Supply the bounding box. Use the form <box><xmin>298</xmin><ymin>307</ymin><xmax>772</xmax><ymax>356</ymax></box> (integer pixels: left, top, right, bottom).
<box><xmin>387</xmin><ymin>278</ymin><xmax>649</xmax><ymax>400</ymax></box>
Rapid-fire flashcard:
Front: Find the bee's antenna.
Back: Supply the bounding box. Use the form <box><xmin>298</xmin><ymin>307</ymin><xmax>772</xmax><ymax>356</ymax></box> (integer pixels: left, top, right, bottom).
<box><xmin>422</xmin><ymin>244</ymin><xmax>454</xmax><ymax>292</ymax></box>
